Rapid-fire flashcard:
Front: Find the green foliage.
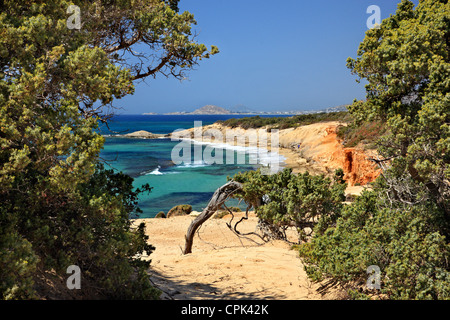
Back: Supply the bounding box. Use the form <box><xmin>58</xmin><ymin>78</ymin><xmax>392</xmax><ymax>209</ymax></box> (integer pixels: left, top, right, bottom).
<box><xmin>66</xmin><ymin>164</ymin><xmax>158</xmax><ymax>298</ymax></box>
<box><xmin>155</xmin><ymin>211</ymin><xmax>166</xmax><ymax>218</ymax></box>
<box><xmin>217</xmin><ymin>112</ymin><xmax>351</xmax><ymax>130</ymax></box>
<box><xmin>0</xmin><ymin>0</ymin><xmax>216</xmax><ymax>299</ymax></box>
<box><xmin>336</xmin><ymin>120</ymin><xmax>389</xmax><ymax>149</ymax></box>
<box><xmin>333</xmin><ymin>168</ymin><xmax>345</xmax><ymax>185</ymax></box>
<box><xmin>167</xmin><ymin>204</ymin><xmax>192</xmax><ymax>217</ymax></box>
<box><xmin>298</xmin><ymin>0</ymin><xmax>450</xmax><ymax>300</ymax></box>
<box><xmin>299</xmin><ymin>191</ymin><xmax>450</xmax><ymax>299</ymax></box>
<box><xmin>346</xmin><ymin>0</ymin><xmax>449</xmax><ymax>212</ymax></box>
<box><xmin>230</xmin><ymin>168</ymin><xmax>347</xmax><ymax>242</ymax></box>
<box><xmin>0</xmin><ymin>207</ymin><xmax>38</xmax><ymax>299</ymax></box>
<box><xmin>1</xmin><ymin>161</ymin><xmax>159</xmax><ymax>299</ymax></box>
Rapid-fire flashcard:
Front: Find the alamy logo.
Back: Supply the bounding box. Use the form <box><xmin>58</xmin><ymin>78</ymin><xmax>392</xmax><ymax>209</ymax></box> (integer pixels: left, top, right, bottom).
<box><xmin>67</xmin><ymin>5</ymin><xmax>81</xmax><ymax>30</ymax></box>
<box><xmin>367</xmin><ymin>5</ymin><xmax>381</xmax><ymax>29</ymax></box>
<box><xmin>66</xmin><ymin>265</ymin><xmax>81</xmax><ymax>290</ymax></box>
<box><xmin>366</xmin><ymin>265</ymin><xmax>381</xmax><ymax>290</ymax></box>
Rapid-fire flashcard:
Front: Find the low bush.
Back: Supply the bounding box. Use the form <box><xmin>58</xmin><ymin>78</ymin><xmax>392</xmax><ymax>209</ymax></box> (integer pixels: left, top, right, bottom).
<box><xmin>167</xmin><ymin>204</ymin><xmax>193</xmax><ymax>218</ymax></box>
<box><xmin>298</xmin><ymin>190</ymin><xmax>450</xmax><ymax>299</ymax></box>
<box><xmin>217</xmin><ymin>112</ymin><xmax>351</xmax><ymax>130</ymax></box>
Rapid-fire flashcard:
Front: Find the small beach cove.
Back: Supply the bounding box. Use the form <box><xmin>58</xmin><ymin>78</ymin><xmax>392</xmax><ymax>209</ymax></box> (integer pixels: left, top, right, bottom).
<box><xmin>134</xmin><ymin>119</ymin><xmax>381</xmax><ymax>300</ymax></box>
<box><xmin>100</xmin><ymin>115</ymin><xmax>293</xmax><ymax>217</ymax></box>
<box><xmin>112</xmin><ymin>116</ymin><xmax>381</xmax><ymax>300</ymax></box>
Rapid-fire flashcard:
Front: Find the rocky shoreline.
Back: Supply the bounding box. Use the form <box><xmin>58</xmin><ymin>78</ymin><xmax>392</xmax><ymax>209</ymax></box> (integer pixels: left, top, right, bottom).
<box><xmin>168</xmin><ymin>121</ymin><xmax>380</xmax><ymax>197</ymax></box>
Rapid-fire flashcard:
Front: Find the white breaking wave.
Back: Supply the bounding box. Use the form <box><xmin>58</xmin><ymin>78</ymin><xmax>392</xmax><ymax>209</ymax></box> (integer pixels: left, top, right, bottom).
<box><xmin>176</xmin><ymin>159</ymin><xmax>211</xmax><ymax>168</ymax></box>
<box><xmin>146</xmin><ymin>166</ymin><xmax>164</xmax><ymax>175</ymax></box>
<box><xmin>143</xmin><ymin>166</ymin><xmax>181</xmax><ymax>176</ymax></box>
<box><xmin>173</xmin><ymin>138</ymin><xmax>286</xmax><ymax>171</ymax></box>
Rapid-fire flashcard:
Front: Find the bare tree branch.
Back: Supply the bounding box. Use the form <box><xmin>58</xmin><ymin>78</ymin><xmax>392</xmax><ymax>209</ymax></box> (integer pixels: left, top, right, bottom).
<box><xmin>183</xmin><ymin>181</ymin><xmax>243</xmax><ymax>254</ymax></box>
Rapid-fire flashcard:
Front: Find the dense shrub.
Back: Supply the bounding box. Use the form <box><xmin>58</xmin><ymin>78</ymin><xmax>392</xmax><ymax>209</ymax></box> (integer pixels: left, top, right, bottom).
<box><xmin>298</xmin><ymin>0</ymin><xmax>450</xmax><ymax>300</ymax></box>
<box><xmin>230</xmin><ymin>168</ymin><xmax>347</xmax><ymax>242</ymax></box>
<box><xmin>298</xmin><ymin>190</ymin><xmax>450</xmax><ymax>299</ymax></box>
<box><xmin>0</xmin><ymin>0</ymin><xmax>216</xmax><ymax>299</ymax></box>
<box><xmin>336</xmin><ymin>120</ymin><xmax>389</xmax><ymax>149</ymax></box>
<box><xmin>0</xmin><ymin>162</ymin><xmax>160</xmax><ymax>299</ymax></box>
<box><xmin>167</xmin><ymin>204</ymin><xmax>193</xmax><ymax>218</ymax></box>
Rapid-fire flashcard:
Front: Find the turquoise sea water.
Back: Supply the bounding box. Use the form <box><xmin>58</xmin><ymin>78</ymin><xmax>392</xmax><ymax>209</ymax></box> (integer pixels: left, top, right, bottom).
<box><xmin>99</xmin><ymin>115</ymin><xmax>287</xmax><ymax>218</ymax></box>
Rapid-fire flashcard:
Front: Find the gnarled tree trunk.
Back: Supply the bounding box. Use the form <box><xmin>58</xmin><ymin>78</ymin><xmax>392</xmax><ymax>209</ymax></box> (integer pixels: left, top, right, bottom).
<box><xmin>183</xmin><ymin>180</ymin><xmax>243</xmax><ymax>254</ymax></box>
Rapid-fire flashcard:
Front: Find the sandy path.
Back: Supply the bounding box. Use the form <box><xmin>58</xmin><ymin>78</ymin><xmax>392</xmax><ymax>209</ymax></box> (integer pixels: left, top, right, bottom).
<box><xmin>140</xmin><ymin>213</ymin><xmax>326</xmax><ymax>300</ymax></box>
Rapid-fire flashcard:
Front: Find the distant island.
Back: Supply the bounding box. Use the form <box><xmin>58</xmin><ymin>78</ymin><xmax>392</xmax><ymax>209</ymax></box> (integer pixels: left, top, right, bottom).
<box><xmin>164</xmin><ymin>105</ymin><xmax>232</xmax><ymax>115</ymax></box>
<box><xmin>148</xmin><ymin>104</ymin><xmax>348</xmax><ymax>115</ymax></box>
<box><xmin>190</xmin><ymin>105</ymin><xmax>231</xmax><ymax>115</ymax></box>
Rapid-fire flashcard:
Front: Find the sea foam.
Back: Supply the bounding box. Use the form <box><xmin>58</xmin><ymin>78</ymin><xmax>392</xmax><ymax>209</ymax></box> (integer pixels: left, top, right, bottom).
<box><xmin>174</xmin><ymin>138</ymin><xmax>286</xmax><ymax>171</ymax></box>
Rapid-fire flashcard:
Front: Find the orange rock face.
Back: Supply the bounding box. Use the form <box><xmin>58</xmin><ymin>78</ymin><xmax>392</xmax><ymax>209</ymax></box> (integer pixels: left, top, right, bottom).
<box><xmin>342</xmin><ymin>148</ymin><xmax>381</xmax><ymax>186</ymax></box>
<box><xmin>273</xmin><ymin>121</ymin><xmax>382</xmax><ymax>187</ymax></box>
<box><xmin>321</xmin><ymin>126</ymin><xmax>381</xmax><ymax>186</ymax></box>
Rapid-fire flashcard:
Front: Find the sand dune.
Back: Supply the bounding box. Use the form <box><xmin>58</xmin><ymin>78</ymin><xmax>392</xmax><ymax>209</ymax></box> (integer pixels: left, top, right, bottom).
<box><xmin>140</xmin><ymin>212</ymin><xmax>342</xmax><ymax>300</ymax></box>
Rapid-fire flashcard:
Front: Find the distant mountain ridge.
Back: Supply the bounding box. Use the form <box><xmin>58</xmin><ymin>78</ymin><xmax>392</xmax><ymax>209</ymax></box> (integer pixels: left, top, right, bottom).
<box><xmin>157</xmin><ymin>104</ymin><xmax>349</xmax><ymax>115</ymax></box>
<box><xmin>163</xmin><ymin>105</ymin><xmax>232</xmax><ymax>115</ymax></box>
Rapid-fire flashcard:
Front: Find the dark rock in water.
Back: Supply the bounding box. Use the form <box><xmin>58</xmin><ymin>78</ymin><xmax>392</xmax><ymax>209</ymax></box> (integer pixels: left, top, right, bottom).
<box><xmin>159</xmin><ymin>159</ymin><xmax>176</xmax><ymax>169</ymax></box>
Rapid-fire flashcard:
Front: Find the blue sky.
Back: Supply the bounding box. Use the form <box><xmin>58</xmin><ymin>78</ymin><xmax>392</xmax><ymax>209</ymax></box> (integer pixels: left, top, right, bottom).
<box><xmin>117</xmin><ymin>0</ymin><xmax>418</xmax><ymax>114</ymax></box>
